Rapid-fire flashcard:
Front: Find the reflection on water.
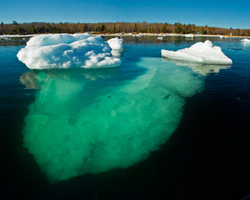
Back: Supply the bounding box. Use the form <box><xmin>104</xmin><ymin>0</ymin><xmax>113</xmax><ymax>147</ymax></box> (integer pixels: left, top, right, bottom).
<box><xmin>20</xmin><ymin>68</ymin><xmax>120</xmax><ymax>90</ymax></box>
<box><xmin>21</xmin><ymin>57</ymin><xmax>204</xmax><ymax>183</ymax></box>
<box><xmin>162</xmin><ymin>58</ymin><xmax>232</xmax><ymax>76</ymax></box>
<box><xmin>20</xmin><ymin>70</ymin><xmax>41</xmax><ymax>89</ymax></box>
<box><xmin>111</xmin><ymin>49</ymin><xmax>123</xmax><ymax>57</ymax></box>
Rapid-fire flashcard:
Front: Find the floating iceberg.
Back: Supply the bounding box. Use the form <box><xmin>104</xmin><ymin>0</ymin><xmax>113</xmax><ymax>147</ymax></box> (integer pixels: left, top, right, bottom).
<box><xmin>17</xmin><ymin>33</ymin><xmax>121</xmax><ymax>69</ymax></box>
<box><xmin>161</xmin><ymin>40</ymin><xmax>232</xmax><ymax>65</ymax></box>
<box><xmin>241</xmin><ymin>39</ymin><xmax>250</xmax><ymax>46</ymax></box>
<box><xmin>107</xmin><ymin>37</ymin><xmax>124</xmax><ymax>51</ymax></box>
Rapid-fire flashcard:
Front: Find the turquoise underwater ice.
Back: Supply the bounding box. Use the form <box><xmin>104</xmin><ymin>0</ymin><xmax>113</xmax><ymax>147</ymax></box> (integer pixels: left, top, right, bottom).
<box><xmin>22</xmin><ymin>57</ymin><xmax>204</xmax><ymax>182</ymax></box>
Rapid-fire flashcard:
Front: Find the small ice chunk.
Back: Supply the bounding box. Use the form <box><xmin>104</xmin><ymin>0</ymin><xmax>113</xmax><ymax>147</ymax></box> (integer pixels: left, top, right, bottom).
<box><xmin>185</xmin><ymin>34</ymin><xmax>194</xmax><ymax>37</ymax></box>
<box><xmin>17</xmin><ymin>33</ymin><xmax>121</xmax><ymax>69</ymax></box>
<box><xmin>241</xmin><ymin>39</ymin><xmax>250</xmax><ymax>46</ymax></box>
<box><xmin>161</xmin><ymin>40</ymin><xmax>232</xmax><ymax>65</ymax></box>
<box><xmin>107</xmin><ymin>37</ymin><xmax>124</xmax><ymax>51</ymax></box>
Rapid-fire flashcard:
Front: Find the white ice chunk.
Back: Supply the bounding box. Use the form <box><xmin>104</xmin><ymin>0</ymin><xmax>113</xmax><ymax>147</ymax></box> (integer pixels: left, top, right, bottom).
<box><xmin>161</xmin><ymin>40</ymin><xmax>232</xmax><ymax>65</ymax></box>
<box><xmin>241</xmin><ymin>39</ymin><xmax>250</xmax><ymax>46</ymax></box>
<box><xmin>17</xmin><ymin>33</ymin><xmax>121</xmax><ymax>69</ymax></box>
<box><xmin>185</xmin><ymin>34</ymin><xmax>194</xmax><ymax>37</ymax></box>
<box><xmin>107</xmin><ymin>37</ymin><xmax>124</xmax><ymax>51</ymax></box>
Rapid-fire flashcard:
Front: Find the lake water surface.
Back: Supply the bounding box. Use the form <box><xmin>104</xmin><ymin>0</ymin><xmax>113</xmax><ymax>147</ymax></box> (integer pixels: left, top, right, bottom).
<box><xmin>1</xmin><ymin>36</ymin><xmax>250</xmax><ymax>200</ymax></box>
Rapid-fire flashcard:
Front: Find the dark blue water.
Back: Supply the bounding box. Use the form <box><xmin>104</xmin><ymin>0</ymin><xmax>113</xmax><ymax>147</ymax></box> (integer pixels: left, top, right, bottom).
<box><xmin>1</xmin><ymin>36</ymin><xmax>250</xmax><ymax>200</ymax></box>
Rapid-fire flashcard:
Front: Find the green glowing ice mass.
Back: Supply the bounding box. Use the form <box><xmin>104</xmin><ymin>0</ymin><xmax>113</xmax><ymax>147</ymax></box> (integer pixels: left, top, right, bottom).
<box><xmin>22</xmin><ymin>57</ymin><xmax>204</xmax><ymax>183</ymax></box>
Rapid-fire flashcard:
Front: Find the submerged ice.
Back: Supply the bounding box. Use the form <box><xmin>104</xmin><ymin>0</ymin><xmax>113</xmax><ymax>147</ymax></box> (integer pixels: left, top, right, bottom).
<box><xmin>162</xmin><ymin>58</ymin><xmax>232</xmax><ymax>76</ymax></box>
<box><xmin>22</xmin><ymin>57</ymin><xmax>204</xmax><ymax>183</ymax></box>
<box><xmin>17</xmin><ymin>33</ymin><xmax>121</xmax><ymax>69</ymax></box>
<box><xmin>161</xmin><ymin>40</ymin><xmax>232</xmax><ymax>65</ymax></box>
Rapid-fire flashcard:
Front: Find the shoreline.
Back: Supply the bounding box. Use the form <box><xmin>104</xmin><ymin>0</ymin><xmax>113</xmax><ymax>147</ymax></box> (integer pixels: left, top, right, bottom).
<box><xmin>0</xmin><ymin>33</ymin><xmax>249</xmax><ymax>39</ymax></box>
<box><xmin>94</xmin><ymin>33</ymin><xmax>250</xmax><ymax>39</ymax></box>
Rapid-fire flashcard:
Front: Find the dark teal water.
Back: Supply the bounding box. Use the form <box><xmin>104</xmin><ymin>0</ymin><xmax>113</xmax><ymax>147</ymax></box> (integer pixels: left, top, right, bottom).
<box><xmin>1</xmin><ymin>36</ymin><xmax>250</xmax><ymax>200</ymax></box>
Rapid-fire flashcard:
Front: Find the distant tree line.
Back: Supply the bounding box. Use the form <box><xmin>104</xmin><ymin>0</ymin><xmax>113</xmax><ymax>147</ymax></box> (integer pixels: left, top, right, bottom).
<box><xmin>0</xmin><ymin>21</ymin><xmax>249</xmax><ymax>36</ymax></box>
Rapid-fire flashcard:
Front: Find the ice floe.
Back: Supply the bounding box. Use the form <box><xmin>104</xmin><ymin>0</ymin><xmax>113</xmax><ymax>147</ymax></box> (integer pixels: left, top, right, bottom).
<box><xmin>161</xmin><ymin>40</ymin><xmax>232</xmax><ymax>65</ymax></box>
<box><xmin>17</xmin><ymin>33</ymin><xmax>121</xmax><ymax>69</ymax></box>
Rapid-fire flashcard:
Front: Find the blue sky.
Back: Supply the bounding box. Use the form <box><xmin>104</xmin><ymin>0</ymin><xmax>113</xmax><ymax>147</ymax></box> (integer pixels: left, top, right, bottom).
<box><xmin>0</xmin><ymin>0</ymin><xmax>249</xmax><ymax>29</ymax></box>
